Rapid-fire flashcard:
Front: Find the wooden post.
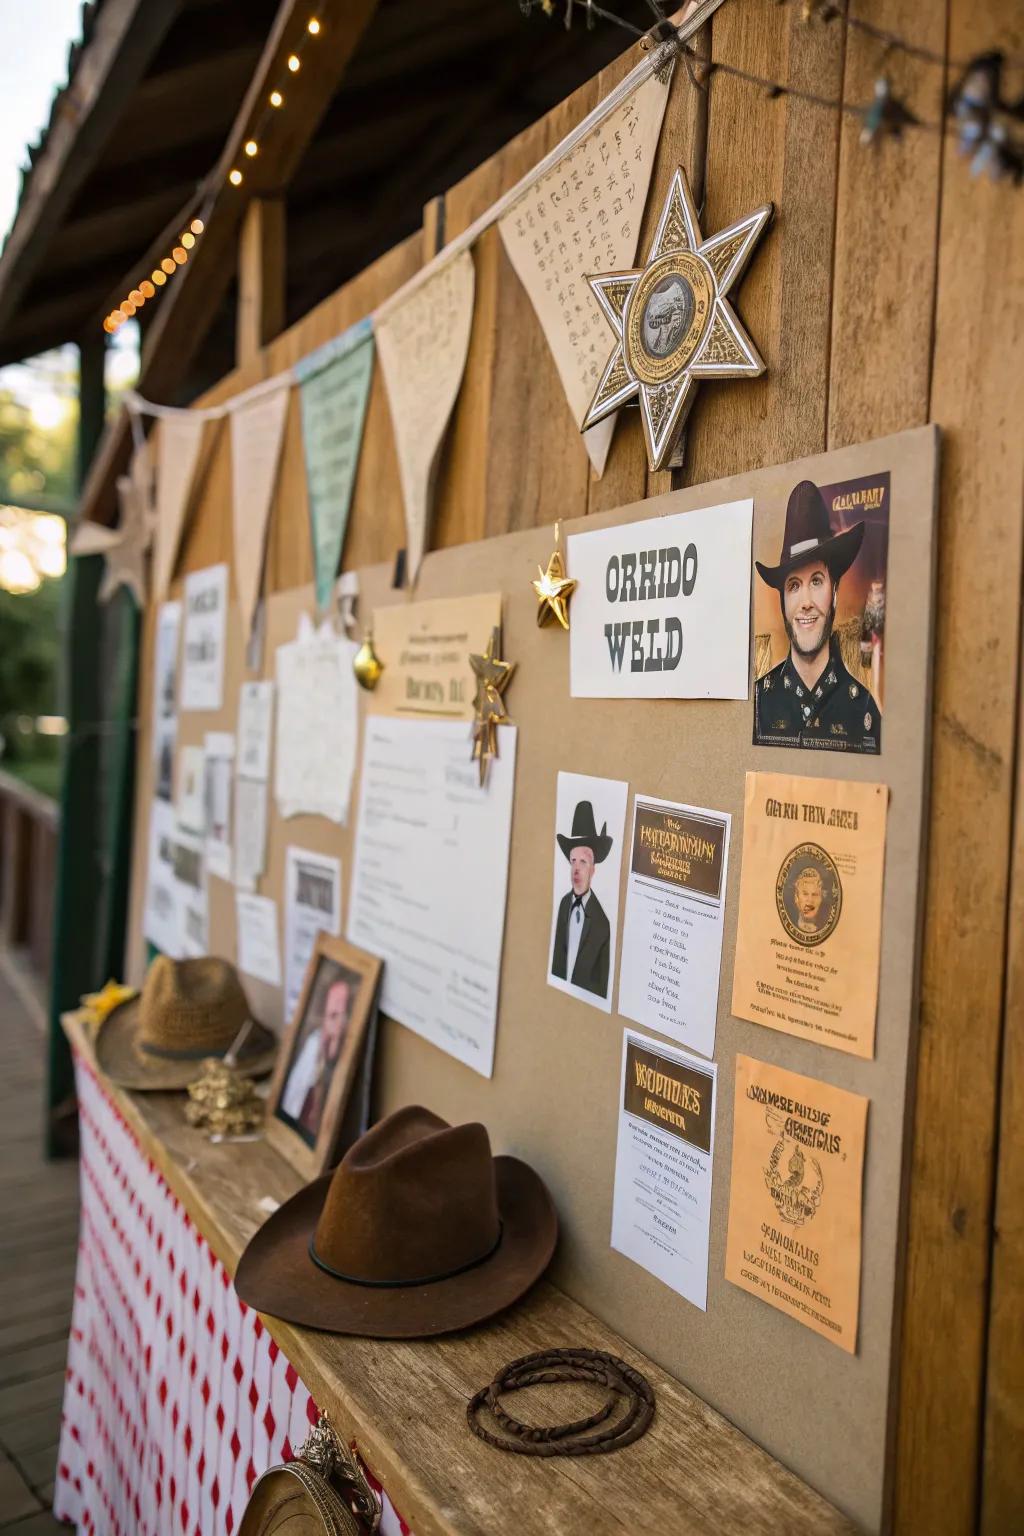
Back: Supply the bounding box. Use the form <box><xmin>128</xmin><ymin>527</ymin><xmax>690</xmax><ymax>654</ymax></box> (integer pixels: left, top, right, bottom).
<box><xmin>236</xmin><ymin>197</ymin><xmax>286</xmax><ymax>368</ymax></box>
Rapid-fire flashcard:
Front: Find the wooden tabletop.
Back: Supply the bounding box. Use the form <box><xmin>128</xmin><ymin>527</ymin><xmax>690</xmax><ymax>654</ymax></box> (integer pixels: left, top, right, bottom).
<box><xmin>63</xmin><ymin>1012</ymin><xmax>857</xmax><ymax>1536</ymax></box>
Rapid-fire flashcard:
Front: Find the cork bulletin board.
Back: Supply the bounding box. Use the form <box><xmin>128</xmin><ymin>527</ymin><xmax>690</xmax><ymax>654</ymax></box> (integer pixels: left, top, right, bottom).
<box><xmin>126</xmin><ymin>423</ymin><xmax>938</xmax><ymax>1530</ymax></box>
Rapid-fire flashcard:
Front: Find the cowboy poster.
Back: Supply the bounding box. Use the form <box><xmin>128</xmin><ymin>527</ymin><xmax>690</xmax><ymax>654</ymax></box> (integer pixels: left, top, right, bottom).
<box><xmin>753</xmin><ymin>471</ymin><xmax>890</xmax><ymax>752</ymax></box>
<box><xmin>546</xmin><ymin>771</ymin><xmax>629</xmax><ymax>1014</ymax></box>
<box><xmin>730</xmin><ymin>771</ymin><xmax>888</xmax><ymax>1059</ymax></box>
<box><xmin>611</xmin><ymin>1031</ymin><xmax>717</xmax><ymax>1311</ymax></box>
<box><xmin>618</xmin><ymin>795</ymin><xmax>731</xmax><ymax>1060</ymax></box>
<box><xmin>724</xmin><ymin>1054</ymin><xmax>868</xmax><ymax>1354</ymax></box>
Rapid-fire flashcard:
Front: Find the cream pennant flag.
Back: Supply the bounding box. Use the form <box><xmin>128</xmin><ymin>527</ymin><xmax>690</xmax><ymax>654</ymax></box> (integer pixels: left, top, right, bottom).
<box><xmin>229</xmin><ymin>379</ymin><xmax>291</xmax><ymax>643</ymax></box>
<box><xmin>154</xmin><ymin>410</ymin><xmax>207</xmax><ymax>598</ymax></box>
<box><xmin>497</xmin><ymin>71</ymin><xmax>672</xmax><ymax>477</ymax></box>
<box><xmin>375</xmin><ymin>249</ymin><xmax>475</xmax><ymax>584</ymax></box>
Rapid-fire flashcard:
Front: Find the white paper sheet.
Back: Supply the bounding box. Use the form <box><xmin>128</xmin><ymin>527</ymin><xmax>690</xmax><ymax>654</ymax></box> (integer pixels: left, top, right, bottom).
<box><xmin>546</xmin><ymin>770</ymin><xmax>629</xmax><ymax>1015</ymax></box>
<box><xmin>618</xmin><ymin>796</ymin><xmax>731</xmax><ymax>1059</ymax></box>
<box><xmin>348</xmin><ymin>717</ymin><xmax>517</xmax><ymax>1078</ymax></box>
<box><xmin>151</xmin><ymin>600</ymin><xmax>181</xmax><ymax>802</ymax></box>
<box><xmin>237</xmin><ymin>680</ymin><xmax>274</xmax><ymax>781</ymax></box>
<box><xmin>235</xmin><ymin>893</ymin><xmax>282</xmax><ymax>987</ymax></box>
<box><xmin>611</xmin><ymin>1030</ymin><xmax>717</xmax><ymax>1311</ymax></box>
<box><xmin>283</xmin><ymin>846</ymin><xmax>341</xmax><ymax>1023</ymax></box>
<box><xmin>181</xmin><ymin>563</ymin><xmax>228</xmax><ymax>711</ymax></box>
<box><xmin>233</xmin><ymin>777</ymin><xmax>269</xmax><ymax>894</ymax></box>
<box><xmin>275</xmin><ymin>621</ymin><xmax>359</xmax><ymax>824</ymax></box>
<box><xmin>173</xmin><ymin>825</ymin><xmax>208</xmax><ymax>958</ymax></box>
<box><xmin>568</xmin><ymin>500</ymin><xmax>753</xmax><ymax>700</ymax></box>
<box><xmin>143</xmin><ymin>798</ymin><xmax>182</xmax><ymax>956</ymax></box>
<box><xmin>202</xmin><ymin>732</ymin><xmax>234</xmax><ymax>882</ymax></box>
<box><xmin>176</xmin><ymin>744</ymin><xmax>205</xmax><ymax>835</ymax></box>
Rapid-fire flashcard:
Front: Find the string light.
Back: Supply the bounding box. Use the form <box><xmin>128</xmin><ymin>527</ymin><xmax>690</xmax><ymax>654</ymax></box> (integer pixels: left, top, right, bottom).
<box><xmin>103</xmin><ymin>12</ymin><xmax>323</xmax><ymax>331</ymax></box>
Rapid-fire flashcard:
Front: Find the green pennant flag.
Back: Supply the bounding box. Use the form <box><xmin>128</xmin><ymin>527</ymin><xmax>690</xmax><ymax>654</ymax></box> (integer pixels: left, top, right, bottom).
<box><xmin>296</xmin><ymin>318</ymin><xmax>374</xmax><ymax>612</ymax></box>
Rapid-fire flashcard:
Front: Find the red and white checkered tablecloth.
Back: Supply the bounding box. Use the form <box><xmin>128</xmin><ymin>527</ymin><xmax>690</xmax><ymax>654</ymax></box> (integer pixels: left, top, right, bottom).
<box><xmin>55</xmin><ymin>1051</ymin><xmax>410</xmax><ymax>1536</ymax></box>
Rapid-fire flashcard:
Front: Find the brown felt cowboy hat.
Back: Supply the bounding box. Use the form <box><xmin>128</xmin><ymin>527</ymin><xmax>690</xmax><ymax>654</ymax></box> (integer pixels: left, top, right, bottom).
<box><xmin>95</xmin><ymin>955</ymin><xmax>277</xmax><ymax>1091</ymax></box>
<box><xmin>235</xmin><ymin>1105</ymin><xmax>558</xmax><ymax>1337</ymax></box>
<box><xmin>755</xmin><ymin>479</ymin><xmax>865</xmax><ymax>590</ymax></box>
<box><xmin>557</xmin><ymin>800</ymin><xmax>612</xmax><ymax>864</ymax></box>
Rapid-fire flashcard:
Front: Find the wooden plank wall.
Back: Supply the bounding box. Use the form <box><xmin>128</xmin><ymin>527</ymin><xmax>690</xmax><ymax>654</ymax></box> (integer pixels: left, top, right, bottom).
<box><xmin>142</xmin><ymin>0</ymin><xmax>1024</xmax><ymax>1527</ymax></box>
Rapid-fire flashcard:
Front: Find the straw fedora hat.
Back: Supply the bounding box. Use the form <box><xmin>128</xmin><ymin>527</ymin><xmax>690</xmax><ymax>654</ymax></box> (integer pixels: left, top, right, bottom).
<box><xmin>235</xmin><ymin>1105</ymin><xmax>558</xmax><ymax>1337</ymax></box>
<box><xmin>95</xmin><ymin>955</ymin><xmax>277</xmax><ymax>1091</ymax></box>
<box><xmin>755</xmin><ymin>479</ymin><xmax>864</xmax><ymax>590</ymax></box>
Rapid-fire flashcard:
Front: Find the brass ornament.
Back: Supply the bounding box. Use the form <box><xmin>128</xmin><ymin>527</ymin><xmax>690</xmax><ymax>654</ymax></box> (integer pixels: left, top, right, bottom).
<box><xmin>582</xmin><ymin>166</ymin><xmax>773</xmax><ymax>472</ymax></box>
<box><xmin>185</xmin><ymin>1056</ymin><xmax>264</xmax><ymax>1138</ymax></box>
<box><xmin>532</xmin><ymin>522</ymin><xmax>577</xmax><ymax>631</ymax></box>
<box><xmin>469</xmin><ymin>626</ymin><xmax>515</xmax><ymax>787</ymax></box>
<box><xmin>352</xmin><ymin>629</ymin><xmax>384</xmax><ymax>690</ymax></box>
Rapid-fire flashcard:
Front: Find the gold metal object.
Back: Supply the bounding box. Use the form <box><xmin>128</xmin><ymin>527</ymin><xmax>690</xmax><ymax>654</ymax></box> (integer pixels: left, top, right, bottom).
<box><xmin>352</xmin><ymin>630</ymin><xmax>384</xmax><ymax>690</ymax></box>
<box><xmin>185</xmin><ymin>1056</ymin><xmax>264</xmax><ymax>1137</ymax></box>
<box><xmin>297</xmin><ymin>1413</ymin><xmax>382</xmax><ymax>1533</ymax></box>
<box><xmin>532</xmin><ymin>522</ymin><xmax>577</xmax><ymax>631</ymax></box>
<box><xmin>82</xmin><ymin>979</ymin><xmax>136</xmax><ymax>1030</ymax></box>
<box><xmin>469</xmin><ymin>625</ymin><xmax>515</xmax><ymax>787</ymax></box>
<box><xmin>582</xmin><ymin>166</ymin><xmax>773</xmax><ymax>472</ymax></box>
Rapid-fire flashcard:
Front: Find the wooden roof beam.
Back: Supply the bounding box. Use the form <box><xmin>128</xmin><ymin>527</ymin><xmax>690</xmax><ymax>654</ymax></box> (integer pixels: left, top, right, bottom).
<box><xmin>78</xmin><ymin>0</ymin><xmax>379</xmax><ymax>526</ymax></box>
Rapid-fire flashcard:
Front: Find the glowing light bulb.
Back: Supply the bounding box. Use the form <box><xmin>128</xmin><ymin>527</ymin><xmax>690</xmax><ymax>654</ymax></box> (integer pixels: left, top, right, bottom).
<box><xmin>190</xmin><ymin>217</ymin><xmax>205</xmax><ymax>234</ymax></box>
<box><xmin>103</xmin><ymin>316</ymin><xmax>116</xmax><ymax>334</ymax></box>
<box><xmin>120</xmin><ymin>299</ymin><xmax>136</xmax><ymax>317</ymax></box>
<box><xmin>152</xmin><ymin>269</ymin><xmax>167</xmax><ymax>286</ymax></box>
<box><xmin>181</xmin><ymin>232</ymin><xmax>196</xmax><ymax>249</ymax></box>
<box><xmin>287</xmin><ymin>53</ymin><xmax>300</xmax><ymax>72</ymax></box>
<box><xmin>307</xmin><ymin>17</ymin><xmax>320</xmax><ymax>34</ymax></box>
<box><xmin>162</xmin><ymin>257</ymin><xmax>176</xmax><ymax>274</ymax></box>
<box><xmin>172</xmin><ymin>247</ymin><xmax>187</xmax><ymax>265</ymax></box>
<box><xmin>129</xmin><ymin>288</ymin><xmax>144</xmax><ymax>306</ymax></box>
<box><xmin>244</xmin><ymin>140</ymin><xmax>258</xmax><ymax>159</ymax></box>
<box><xmin>229</xmin><ymin>168</ymin><xmax>243</xmax><ymax>185</ymax></box>
<box><xmin>140</xmin><ymin>280</ymin><xmax>155</xmax><ymax>298</ymax></box>
<box><xmin>269</xmin><ymin>90</ymin><xmax>283</xmax><ymax>107</ymax></box>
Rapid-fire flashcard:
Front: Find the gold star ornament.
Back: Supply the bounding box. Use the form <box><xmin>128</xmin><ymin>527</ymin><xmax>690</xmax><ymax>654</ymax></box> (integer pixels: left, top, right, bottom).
<box><xmin>532</xmin><ymin>522</ymin><xmax>577</xmax><ymax>630</ymax></box>
<box><xmin>469</xmin><ymin>626</ymin><xmax>515</xmax><ymax>786</ymax></box>
<box><xmin>582</xmin><ymin>167</ymin><xmax>773</xmax><ymax>473</ymax></box>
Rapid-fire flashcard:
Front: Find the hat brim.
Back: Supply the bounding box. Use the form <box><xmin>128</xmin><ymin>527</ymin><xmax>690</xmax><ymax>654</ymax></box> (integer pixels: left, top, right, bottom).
<box><xmin>556</xmin><ymin>833</ymin><xmax>612</xmax><ymax>864</ymax></box>
<box><xmin>95</xmin><ymin>995</ymin><xmax>279</xmax><ymax>1091</ymax></box>
<box><xmin>234</xmin><ymin>1155</ymin><xmax>558</xmax><ymax>1338</ymax></box>
<box><xmin>755</xmin><ymin>522</ymin><xmax>864</xmax><ymax>591</ymax></box>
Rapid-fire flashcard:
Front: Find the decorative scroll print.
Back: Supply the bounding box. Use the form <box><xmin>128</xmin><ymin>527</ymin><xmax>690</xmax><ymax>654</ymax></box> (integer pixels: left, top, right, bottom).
<box><xmin>53</xmin><ymin>1054</ymin><xmax>411</xmax><ymax>1536</ymax></box>
<box><xmin>498</xmin><ymin>72</ymin><xmax>671</xmax><ymax>476</ymax></box>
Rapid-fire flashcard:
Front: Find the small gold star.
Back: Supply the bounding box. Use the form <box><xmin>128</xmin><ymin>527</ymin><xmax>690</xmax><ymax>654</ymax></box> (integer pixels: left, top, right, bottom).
<box><xmin>469</xmin><ymin>627</ymin><xmax>515</xmax><ymax>786</ymax></box>
<box><xmin>532</xmin><ymin>548</ymin><xmax>577</xmax><ymax>630</ymax></box>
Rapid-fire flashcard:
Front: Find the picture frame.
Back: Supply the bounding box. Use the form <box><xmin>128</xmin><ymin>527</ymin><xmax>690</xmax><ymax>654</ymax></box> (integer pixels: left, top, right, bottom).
<box><xmin>264</xmin><ymin>933</ymin><xmax>382</xmax><ymax>1179</ymax></box>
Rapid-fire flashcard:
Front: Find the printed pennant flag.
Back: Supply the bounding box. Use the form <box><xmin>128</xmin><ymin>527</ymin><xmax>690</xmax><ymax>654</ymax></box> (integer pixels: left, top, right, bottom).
<box><xmin>497</xmin><ymin>71</ymin><xmax>672</xmax><ymax>477</ymax></box>
<box><xmin>154</xmin><ymin>411</ymin><xmax>207</xmax><ymax>598</ymax></box>
<box><xmin>375</xmin><ymin>249</ymin><xmax>475</xmax><ymax>584</ymax></box>
<box><xmin>296</xmin><ymin>319</ymin><xmax>375</xmax><ymax>613</ymax></box>
<box><xmin>230</xmin><ymin>378</ymin><xmax>291</xmax><ymax>643</ymax></box>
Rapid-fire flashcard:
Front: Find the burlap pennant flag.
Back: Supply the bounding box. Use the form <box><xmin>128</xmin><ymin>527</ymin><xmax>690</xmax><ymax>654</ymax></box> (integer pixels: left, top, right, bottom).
<box><xmin>296</xmin><ymin>319</ymin><xmax>375</xmax><ymax>613</ymax></box>
<box><xmin>375</xmin><ymin>249</ymin><xmax>475</xmax><ymax>584</ymax></box>
<box><xmin>497</xmin><ymin>71</ymin><xmax>672</xmax><ymax>477</ymax></box>
<box><xmin>154</xmin><ymin>411</ymin><xmax>207</xmax><ymax>598</ymax></box>
<box><xmin>230</xmin><ymin>377</ymin><xmax>291</xmax><ymax>642</ymax></box>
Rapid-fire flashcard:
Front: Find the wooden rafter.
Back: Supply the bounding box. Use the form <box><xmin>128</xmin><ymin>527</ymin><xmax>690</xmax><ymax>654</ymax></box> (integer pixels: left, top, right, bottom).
<box><xmin>78</xmin><ymin>0</ymin><xmax>378</xmax><ymax>526</ymax></box>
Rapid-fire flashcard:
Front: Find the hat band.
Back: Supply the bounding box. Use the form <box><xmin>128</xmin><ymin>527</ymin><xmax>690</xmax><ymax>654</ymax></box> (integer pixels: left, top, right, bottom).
<box><xmin>308</xmin><ymin>1220</ymin><xmax>504</xmax><ymax>1290</ymax></box>
<box><xmin>788</xmin><ymin>537</ymin><xmax>821</xmax><ymax>556</ymax></box>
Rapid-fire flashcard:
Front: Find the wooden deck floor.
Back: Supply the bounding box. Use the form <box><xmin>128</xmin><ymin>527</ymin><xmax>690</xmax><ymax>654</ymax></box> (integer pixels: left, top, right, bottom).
<box><xmin>0</xmin><ymin>960</ymin><xmax>78</xmax><ymax>1533</ymax></box>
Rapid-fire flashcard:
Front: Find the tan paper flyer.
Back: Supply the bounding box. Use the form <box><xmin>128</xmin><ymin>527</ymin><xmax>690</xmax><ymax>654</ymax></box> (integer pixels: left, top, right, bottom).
<box><xmin>725</xmin><ymin>1054</ymin><xmax>868</xmax><ymax>1353</ymax></box>
<box><xmin>731</xmin><ymin>770</ymin><xmax>887</xmax><ymax>1058</ymax></box>
<box><xmin>370</xmin><ymin>593</ymin><xmax>502</xmax><ymax>720</ymax></box>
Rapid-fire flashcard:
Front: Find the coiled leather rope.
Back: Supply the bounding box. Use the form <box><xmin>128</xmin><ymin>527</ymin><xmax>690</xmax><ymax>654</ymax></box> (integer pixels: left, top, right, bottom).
<box><xmin>466</xmin><ymin>1348</ymin><xmax>656</xmax><ymax>1456</ymax></box>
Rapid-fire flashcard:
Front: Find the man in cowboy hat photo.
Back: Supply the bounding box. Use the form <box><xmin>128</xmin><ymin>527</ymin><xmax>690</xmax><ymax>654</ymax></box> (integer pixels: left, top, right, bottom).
<box><xmin>754</xmin><ymin>479</ymin><xmax>881</xmax><ymax>754</ymax></box>
<box><xmin>280</xmin><ymin>969</ymin><xmax>353</xmax><ymax>1145</ymax></box>
<box><xmin>550</xmin><ymin>799</ymin><xmax>613</xmax><ymax>998</ymax></box>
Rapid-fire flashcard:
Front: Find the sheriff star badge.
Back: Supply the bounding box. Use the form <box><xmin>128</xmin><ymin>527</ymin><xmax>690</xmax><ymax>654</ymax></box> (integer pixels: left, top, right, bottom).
<box><xmin>582</xmin><ymin>166</ymin><xmax>773</xmax><ymax>473</ymax></box>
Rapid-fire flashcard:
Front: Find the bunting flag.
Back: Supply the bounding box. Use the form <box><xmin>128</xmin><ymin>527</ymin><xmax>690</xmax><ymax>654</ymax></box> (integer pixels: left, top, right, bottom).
<box><xmin>375</xmin><ymin>249</ymin><xmax>475</xmax><ymax>584</ymax></box>
<box><xmin>230</xmin><ymin>378</ymin><xmax>291</xmax><ymax>644</ymax></box>
<box><xmin>497</xmin><ymin>70</ymin><xmax>672</xmax><ymax>477</ymax></box>
<box><xmin>154</xmin><ymin>411</ymin><xmax>208</xmax><ymax>598</ymax></box>
<box><xmin>296</xmin><ymin>320</ymin><xmax>375</xmax><ymax>613</ymax></box>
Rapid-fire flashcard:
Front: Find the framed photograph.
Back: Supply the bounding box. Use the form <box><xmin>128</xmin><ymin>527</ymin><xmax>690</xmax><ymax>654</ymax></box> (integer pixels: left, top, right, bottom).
<box><xmin>264</xmin><ymin>934</ymin><xmax>382</xmax><ymax>1179</ymax></box>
